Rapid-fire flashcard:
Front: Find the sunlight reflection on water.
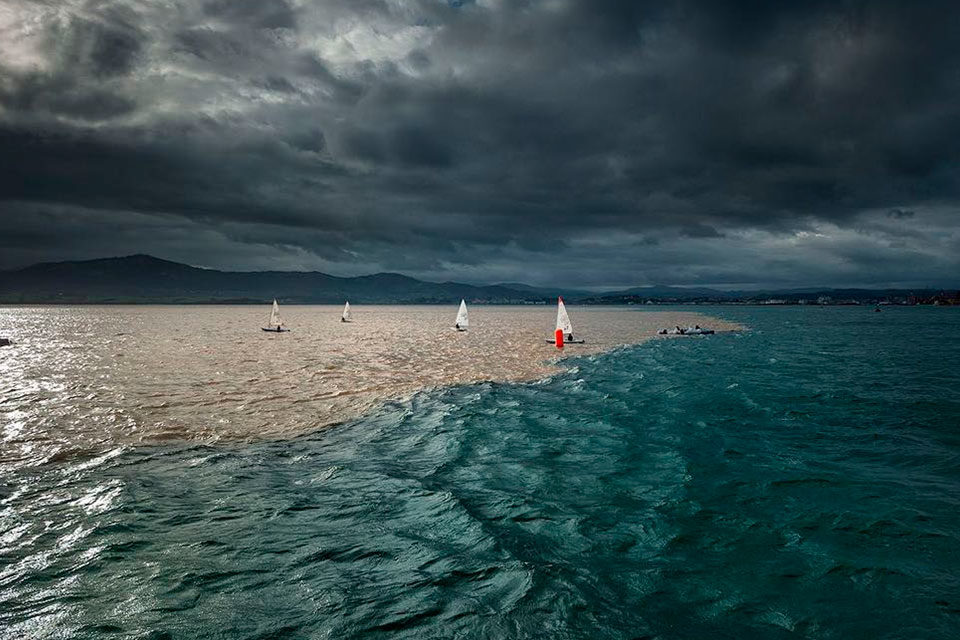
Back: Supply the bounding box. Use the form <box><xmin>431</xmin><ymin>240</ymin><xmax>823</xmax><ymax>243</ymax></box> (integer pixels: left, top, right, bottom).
<box><xmin>0</xmin><ymin>305</ymin><xmax>737</xmax><ymax>461</ymax></box>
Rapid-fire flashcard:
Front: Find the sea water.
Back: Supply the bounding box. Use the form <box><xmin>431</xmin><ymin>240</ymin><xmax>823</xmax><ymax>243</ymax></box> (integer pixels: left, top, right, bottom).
<box><xmin>0</xmin><ymin>305</ymin><xmax>740</xmax><ymax>447</ymax></box>
<box><xmin>1</xmin><ymin>306</ymin><xmax>959</xmax><ymax>638</ymax></box>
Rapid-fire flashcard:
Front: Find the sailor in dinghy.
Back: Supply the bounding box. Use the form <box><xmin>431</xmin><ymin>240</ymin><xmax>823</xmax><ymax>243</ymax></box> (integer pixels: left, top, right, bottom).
<box><xmin>546</xmin><ymin>297</ymin><xmax>585</xmax><ymax>344</ymax></box>
<box><xmin>262</xmin><ymin>299</ymin><xmax>289</xmax><ymax>332</ymax></box>
<box><xmin>454</xmin><ymin>299</ymin><xmax>469</xmax><ymax>331</ymax></box>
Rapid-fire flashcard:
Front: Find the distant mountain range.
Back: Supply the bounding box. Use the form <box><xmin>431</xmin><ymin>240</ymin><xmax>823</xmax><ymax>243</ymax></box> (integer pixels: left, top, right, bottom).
<box><xmin>0</xmin><ymin>255</ymin><xmax>566</xmax><ymax>304</ymax></box>
<box><xmin>0</xmin><ymin>255</ymin><xmax>954</xmax><ymax>304</ymax></box>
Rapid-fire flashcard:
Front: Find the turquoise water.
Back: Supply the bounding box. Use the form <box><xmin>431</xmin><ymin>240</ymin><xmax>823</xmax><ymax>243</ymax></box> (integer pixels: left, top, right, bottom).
<box><xmin>3</xmin><ymin>307</ymin><xmax>960</xmax><ymax>638</ymax></box>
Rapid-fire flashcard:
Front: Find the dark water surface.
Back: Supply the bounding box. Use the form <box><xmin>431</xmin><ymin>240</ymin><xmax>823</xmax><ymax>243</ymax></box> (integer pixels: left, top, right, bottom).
<box><xmin>2</xmin><ymin>307</ymin><xmax>959</xmax><ymax>638</ymax></box>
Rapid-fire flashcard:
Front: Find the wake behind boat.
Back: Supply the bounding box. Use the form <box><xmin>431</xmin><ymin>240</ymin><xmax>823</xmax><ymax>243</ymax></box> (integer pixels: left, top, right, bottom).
<box><xmin>454</xmin><ymin>299</ymin><xmax>469</xmax><ymax>331</ymax></box>
<box><xmin>547</xmin><ymin>297</ymin><xmax>585</xmax><ymax>345</ymax></box>
<box><xmin>262</xmin><ymin>299</ymin><xmax>289</xmax><ymax>332</ymax></box>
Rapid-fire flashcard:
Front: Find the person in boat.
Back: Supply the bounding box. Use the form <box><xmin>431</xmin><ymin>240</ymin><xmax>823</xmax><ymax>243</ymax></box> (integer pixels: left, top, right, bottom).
<box><xmin>455</xmin><ymin>323</ymin><xmax>461</xmax><ymax>331</ymax></box>
<box><xmin>675</xmin><ymin>325</ymin><xmax>683</xmax><ymax>334</ymax></box>
<box><xmin>695</xmin><ymin>325</ymin><xmax>700</xmax><ymax>330</ymax></box>
<box><xmin>567</xmin><ymin>333</ymin><xmax>574</xmax><ymax>341</ymax></box>
<box><xmin>341</xmin><ymin>316</ymin><xmax>347</xmax><ymax>323</ymax></box>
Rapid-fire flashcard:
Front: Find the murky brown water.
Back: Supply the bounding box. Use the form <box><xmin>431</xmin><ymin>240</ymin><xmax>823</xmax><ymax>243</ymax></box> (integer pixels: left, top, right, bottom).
<box><xmin>0</xmin><ymin>305</ymin><xmax>738</xmax><ymax>461</ymax></box>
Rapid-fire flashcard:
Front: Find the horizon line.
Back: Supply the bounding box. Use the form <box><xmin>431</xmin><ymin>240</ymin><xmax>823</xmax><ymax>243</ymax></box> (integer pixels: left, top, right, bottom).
<box><xmin>5</xmin><ymin>253</ymin><xmax>959</xmax><ymax>294</ymax></box>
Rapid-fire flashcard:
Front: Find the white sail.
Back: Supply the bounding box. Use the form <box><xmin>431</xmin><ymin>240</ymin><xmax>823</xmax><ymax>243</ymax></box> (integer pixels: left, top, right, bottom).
<box><xmin>269</xmin><ymin>299</ymin><xmax>283</xmax><ymax>327</ymax></box>
<box><xmin>556</xmin><ymin>297</ymin><xmax>573</xmax><ymax>335</ymax></box>
<box><xmin>342</xmin><ymin>301</ymin><xmax>352</xmax><ymax>322</ymax></box>
<box><xmin>455</xmin><ymin>299</ymin><xmax>469</xmax><ymax>328</ymax></box>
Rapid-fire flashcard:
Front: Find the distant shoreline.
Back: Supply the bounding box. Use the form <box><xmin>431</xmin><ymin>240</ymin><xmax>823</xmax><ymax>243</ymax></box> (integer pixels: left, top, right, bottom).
<box><xmin>3</xmin><ymin>255</ymin><xmax>957</xmax><ymax>307</ymax></box>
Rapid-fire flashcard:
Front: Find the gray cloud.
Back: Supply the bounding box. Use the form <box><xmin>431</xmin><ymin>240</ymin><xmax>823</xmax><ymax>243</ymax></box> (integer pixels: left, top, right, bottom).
<box><xmin>888</xmin><ymin>208</ymin><xmax>915</xmax><ymax>219</ymax></box>
<box><xmin>0</xmin><ymin>0</ymin><xmax>958</xmax><ymax>288</ymax></box>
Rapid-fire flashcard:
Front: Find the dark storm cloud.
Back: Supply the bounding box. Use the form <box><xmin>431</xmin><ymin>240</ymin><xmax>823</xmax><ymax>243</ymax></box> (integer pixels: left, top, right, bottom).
<box><xmin>888</xmin><ymin>208</ymin><xmax>915</xmax><ymax>220</ymax></box>
<box><xmin>202</xmin><ymin>0</ymin><xmax>298</xmax><ymax>30</ymax></box>
<box><xmin>0</xmin><ymin>0</ymin><xmax>958</xmax><ymax>287</ymax></box>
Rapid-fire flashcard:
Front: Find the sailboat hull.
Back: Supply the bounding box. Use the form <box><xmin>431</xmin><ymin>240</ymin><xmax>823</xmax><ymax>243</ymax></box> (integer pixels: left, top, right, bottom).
<box><xmin>545</xmin><ymin>338</ymin><xmax>584</xmax><ymax>343</ymax></box>
<box><xmin>262</xmin><ymin>327</ymin><xmax>290</xmax><ymax>332</ymax></box>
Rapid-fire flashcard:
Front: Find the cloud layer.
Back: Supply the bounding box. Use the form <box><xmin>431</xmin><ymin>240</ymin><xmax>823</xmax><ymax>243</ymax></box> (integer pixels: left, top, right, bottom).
<box><xmin>1</xmin><ymin>0</ymin><xmax>958</xmax><ymax>287</ymax></box>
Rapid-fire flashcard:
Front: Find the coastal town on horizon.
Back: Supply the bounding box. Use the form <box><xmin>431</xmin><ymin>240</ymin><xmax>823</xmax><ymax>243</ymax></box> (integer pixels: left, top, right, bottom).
<box><xmin>2</xmin><ymin>253</ymin><xmax>958</xmax><ymax>306</ymax></box>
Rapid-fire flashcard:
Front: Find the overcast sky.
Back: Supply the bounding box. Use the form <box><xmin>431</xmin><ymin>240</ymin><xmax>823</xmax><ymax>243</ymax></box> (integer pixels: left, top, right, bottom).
<box><xmin>1</xmin><ymin>0</ymin><xmax>958</xmax><ymax>289</ymax></box>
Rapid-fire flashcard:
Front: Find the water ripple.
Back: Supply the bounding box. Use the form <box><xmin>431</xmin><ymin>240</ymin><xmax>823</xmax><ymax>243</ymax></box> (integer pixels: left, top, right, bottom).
<box><xmin>1</xmin><ymin>306</ymin><xmax>959</xmax><ymax>638</ymax></box>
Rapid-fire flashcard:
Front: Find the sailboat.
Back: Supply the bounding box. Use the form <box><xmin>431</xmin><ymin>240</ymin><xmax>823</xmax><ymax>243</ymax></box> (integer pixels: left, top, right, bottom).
<box><xmin>341</xmin><ymin>301</ymin><xmax>352</xmax><ymax>323</ymax></box>
<box><xmin>546</xmin><ymin>296</ymin><xmax>584</xmax><ymax>343</ymax></box>
<box><xmin>262</xmin><ymin>299</ymin><xmax>289</xmax><ymax>332</ymax></box>
<box><xmin>454</xmin><ymin>299</ymin><xmax>469</xmax><ymax>331</ymax></box>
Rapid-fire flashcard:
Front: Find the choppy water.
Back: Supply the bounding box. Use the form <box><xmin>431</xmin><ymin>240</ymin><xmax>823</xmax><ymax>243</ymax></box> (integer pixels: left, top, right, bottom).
<box><xmin>0</xmin><ymin>305</ymin><xmax>735</xmax><ymax>453</ymax></box>
<box><xmin>2</xmin><ymin>306</ymin><xmax>959</xmax><ymax>638</ymax></box>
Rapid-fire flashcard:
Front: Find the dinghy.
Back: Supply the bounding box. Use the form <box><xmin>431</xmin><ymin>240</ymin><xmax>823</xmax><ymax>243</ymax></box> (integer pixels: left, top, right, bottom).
<box><xmin>658</xmin><ymin>326</ymin><xmax>714</xmax><ymax>335</ymax></box>
<box><xmin>685</xmin><ymin>327</ymin><xmax>714</xmax><ymax>335</ymax></box>
<box><xmin>546</xmin><ymin>297</ymin><xmax>585</xmax><ymax>344</ymax></box>
<box><xmin>454</xmin><ymin>299</ymin><xmax>469</xmax><ymax>331</ymax></box>
<box><xmin>262</xmin><ymin>299</ymin><xmax>289</xmax><ymax>332</ymax></box>
<box><xmin>341</xmin><ymin>301</ymin><xmax>352</xmax><ymax>323</ymax></box>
